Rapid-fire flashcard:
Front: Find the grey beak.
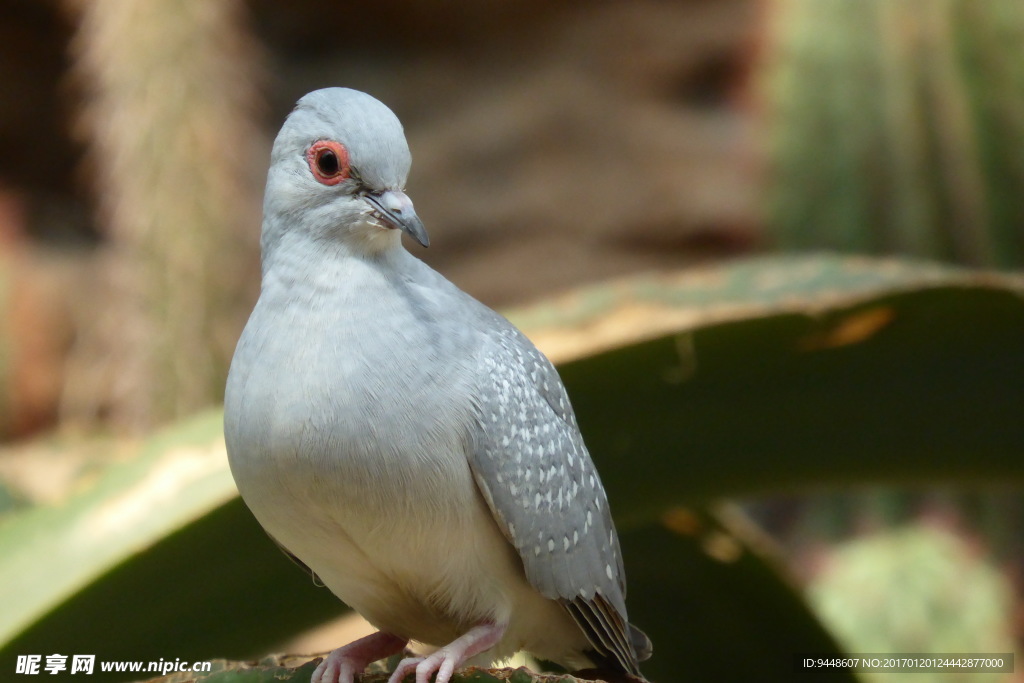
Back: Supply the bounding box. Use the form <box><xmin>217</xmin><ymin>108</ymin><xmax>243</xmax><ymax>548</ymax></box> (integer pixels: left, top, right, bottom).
<box><xmin>365</xmin><ymin>190</ymin><xmax>430</xmax><ymax>248</ymax></box>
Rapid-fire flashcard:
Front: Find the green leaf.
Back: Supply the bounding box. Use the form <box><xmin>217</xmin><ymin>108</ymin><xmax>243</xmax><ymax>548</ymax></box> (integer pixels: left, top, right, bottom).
<box><xmin>1</xmin><ymin>255</ymin><xmax>1020</xmax><ymax>682</ymax></box>
<box><xmin>622</xmin><ymin>506</ymin><xmax>855</xmax><ymax>682</ymax></box>
<box><xmin>0</xmin><ymin>413</ymin><xmax>346</xmax><ymax>675</ymax></box>
<box><xmin>0</xmin><ymin>412</ymin><xmax>234</xmax><ymax>648</ymax></box>
<box><xmin>506</xmin><ymin>255</ymin><xmax>1024</xmax><ymax>519</ymax></box>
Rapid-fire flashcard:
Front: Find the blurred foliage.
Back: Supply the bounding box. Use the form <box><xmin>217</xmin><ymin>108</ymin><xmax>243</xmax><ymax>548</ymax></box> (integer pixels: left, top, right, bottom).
<box><xmin>809</xmin><ymin>524</ymin><xmax>1017</xmax><ymax>683</ymax></box>
<box><xmin>2</xmin><ymin>255</ymin><xmax>1022</xmax><ymax>682</ymax></box>
<box><xmin>758</xmin><ymin>0</ymin><xmax>1024</xmax><ymax>268</ymax></box>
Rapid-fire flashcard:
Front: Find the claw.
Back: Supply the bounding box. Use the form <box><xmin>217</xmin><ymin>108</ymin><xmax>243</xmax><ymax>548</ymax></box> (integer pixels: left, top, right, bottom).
<box><xmin>385</xmin><ymin>622</ymin><xmax>506</xmax><ymax>683</ymax></box>
<box><xmin>311</xmin><ymin>631</ymin><xmax>408</xmax><ymax>683</ymax></box>
<box><xmin>385</xmin><ymin>655</ymin><xmax>423</xmax><ymax>683</ymax></box>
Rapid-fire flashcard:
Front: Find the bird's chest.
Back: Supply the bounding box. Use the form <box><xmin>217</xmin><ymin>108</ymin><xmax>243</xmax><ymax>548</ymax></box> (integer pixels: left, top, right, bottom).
<box><xmin>226</xmin><ymin>287</ymin><xmax>480</xmax><ymax>527</ymax></box>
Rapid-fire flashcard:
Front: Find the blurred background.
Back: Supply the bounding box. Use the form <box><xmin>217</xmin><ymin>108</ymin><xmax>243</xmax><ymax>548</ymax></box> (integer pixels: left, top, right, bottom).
<box><xmin>0</xmin><ymin>0</ymin><xmax>1022</xmax><ymax>681</ymax></box>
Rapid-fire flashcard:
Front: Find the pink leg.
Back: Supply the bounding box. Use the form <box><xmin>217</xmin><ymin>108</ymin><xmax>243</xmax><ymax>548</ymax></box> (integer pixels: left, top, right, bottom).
<box><xmin>386</xmin><ymin>622</ymin><xmax>506</xmax><ymax>683</ymax></box>
<box><xmin>311</xmin><ymin>631</ymin><xmax>409</xmax><ymax>683</ymax></box>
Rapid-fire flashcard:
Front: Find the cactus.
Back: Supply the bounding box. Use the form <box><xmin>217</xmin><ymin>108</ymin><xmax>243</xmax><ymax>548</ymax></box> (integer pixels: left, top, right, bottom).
<box><xmin>809</xmin><ymin>524</ymin><xmax>1016</xmax><ymax>683</ymax></box>
<box><xmin>63</xmin><ymin>0</ymin><xmax>263</xmax><ymax>430</ymax></box>
<box><xmin>757</xmin><ymin>0</ymin><xmax>1024</xmax><ymax>268</ymax></box>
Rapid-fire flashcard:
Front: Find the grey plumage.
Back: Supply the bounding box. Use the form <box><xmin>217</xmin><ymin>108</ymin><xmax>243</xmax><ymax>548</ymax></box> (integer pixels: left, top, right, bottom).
<box><xmin>470</xmin><ymin>321</ymin><xmax>643</xmax><ymax>672</ymax></box>
<box><xmin>224</xmin><ymin>87</ymin><xmax>649</xmax><ymax>683</ymax></box>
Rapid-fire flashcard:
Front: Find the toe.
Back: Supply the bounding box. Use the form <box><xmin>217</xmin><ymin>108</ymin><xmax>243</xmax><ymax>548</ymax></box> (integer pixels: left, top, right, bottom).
<box><xmin>311</xmin><ymin>659</ymin><xmax>328</xmax><ymax>683</ymax></box>
<box><xmin>435</xmin><ymin>657</ymin><xmax>456</xmax><ymax>683</ymax></box>
<box><xmin>386</xmin><ymin>656</ymin><xmax>422</xmax><ymax>683</ymax></box>
<box><xmin>415</xmin><ymin>652</ymin><xmax>449</xmax><ymax>683</ymax></box>
<box><xmin>312</xmin><ymin>653</ymin><xmax>359</xmax><ymax>683</ymax></box>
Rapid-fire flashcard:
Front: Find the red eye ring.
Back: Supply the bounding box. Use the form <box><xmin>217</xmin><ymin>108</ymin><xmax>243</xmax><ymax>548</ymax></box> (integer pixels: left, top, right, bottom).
<box><xmin>306</xmin><ymin>140</ymin><xmax>350</xmax><ymax>186</ymax></box>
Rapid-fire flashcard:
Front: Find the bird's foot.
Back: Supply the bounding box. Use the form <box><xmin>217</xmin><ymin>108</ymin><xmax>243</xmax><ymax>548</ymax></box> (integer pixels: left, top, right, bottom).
<box><xmin>312</xmin><ymin>631</ymin><xmax>408</xmax><ymax>683</ymax></box>
<box><xmin>386</xmin><ymin>622</ymin><xmax>506</xmax><ymax>683</ymax></box>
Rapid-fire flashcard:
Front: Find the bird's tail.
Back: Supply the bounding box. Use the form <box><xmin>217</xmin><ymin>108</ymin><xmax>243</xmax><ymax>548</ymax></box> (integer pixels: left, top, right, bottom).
<box><xmin>580</xmin><ymin>621</ymin><xmax>653</xmax><ymax>681</ymax></box>
<box><xmin>630</xmin><ymin>622</ymin><xmax>653</xmax><ymax>662</ymax></box>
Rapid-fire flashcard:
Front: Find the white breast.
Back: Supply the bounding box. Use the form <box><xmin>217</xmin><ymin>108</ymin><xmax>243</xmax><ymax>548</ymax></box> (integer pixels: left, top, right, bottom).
<box><xmin>224</xmin><ymin>249</ymin><xmax>589</xmax><ymax>666</ymax></box>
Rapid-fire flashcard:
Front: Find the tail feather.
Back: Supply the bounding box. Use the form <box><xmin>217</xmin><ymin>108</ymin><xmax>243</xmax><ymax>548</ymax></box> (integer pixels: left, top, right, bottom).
<box><xmin>630</xmin><ymin>622</ymin><xmax>653</xmax><ymax>662</ymax></box>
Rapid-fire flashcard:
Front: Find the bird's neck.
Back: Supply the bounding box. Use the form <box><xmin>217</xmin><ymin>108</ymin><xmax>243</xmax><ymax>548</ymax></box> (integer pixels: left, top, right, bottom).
<box><xmin>259</xmin><ymin>228</ymin><xmax>412</xmax><ymax>303</ymax></box>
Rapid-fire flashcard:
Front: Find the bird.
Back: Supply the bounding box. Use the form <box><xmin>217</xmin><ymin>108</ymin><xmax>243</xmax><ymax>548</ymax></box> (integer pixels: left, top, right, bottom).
<box><xmin>224</xmin><ymin>87</ymin><xmax>651</xmax><ymax>683</ymax></box>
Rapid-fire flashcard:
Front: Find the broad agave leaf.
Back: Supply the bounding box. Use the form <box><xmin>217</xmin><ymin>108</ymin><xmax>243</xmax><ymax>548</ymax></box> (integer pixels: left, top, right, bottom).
<box><xmin>1</xmin><ymin>255</ymin><xmax>1020</xmax><ymax>682</ymax></box>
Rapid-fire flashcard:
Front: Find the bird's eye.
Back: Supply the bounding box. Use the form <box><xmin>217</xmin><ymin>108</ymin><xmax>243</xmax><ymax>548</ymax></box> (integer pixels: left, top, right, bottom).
<box><xmin>306</xmin><ymin>140</ymin><xmax>350</xmax><ymax>186</ymax></box>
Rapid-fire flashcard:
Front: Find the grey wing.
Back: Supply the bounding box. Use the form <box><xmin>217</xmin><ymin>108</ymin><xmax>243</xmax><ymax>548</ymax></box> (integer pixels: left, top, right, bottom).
<box><xmin>466</xmin><ymin>320</ymin><xmax>643</xmax><ymax>675</ymax></box>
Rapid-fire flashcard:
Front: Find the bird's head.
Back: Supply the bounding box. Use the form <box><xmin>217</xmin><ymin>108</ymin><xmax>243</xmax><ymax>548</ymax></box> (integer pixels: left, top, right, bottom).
<box><xmin>262</xmin><ymin>88</ymin><xmax>428</xmax><ymax>257</ymax></box>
